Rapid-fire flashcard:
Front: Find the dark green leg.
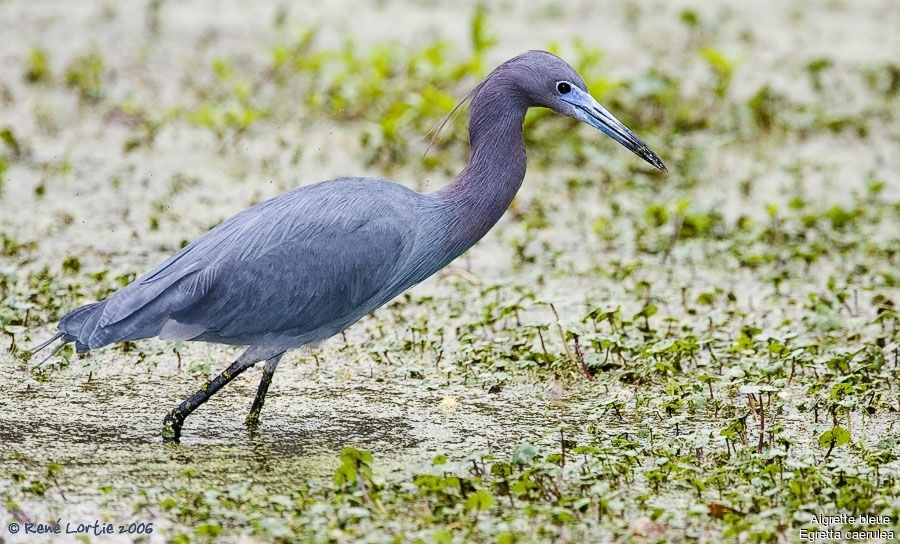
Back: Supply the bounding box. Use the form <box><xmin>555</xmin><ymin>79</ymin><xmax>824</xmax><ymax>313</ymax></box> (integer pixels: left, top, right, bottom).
<box><xmin>162</xmin><ymin>357</ymin><xmax>256</xmax><ymax>443</ymax></box>
<box><xmin>245</xmin><ymin>353</ymin><xmax>283</xmax><ymax>430</ymax></box>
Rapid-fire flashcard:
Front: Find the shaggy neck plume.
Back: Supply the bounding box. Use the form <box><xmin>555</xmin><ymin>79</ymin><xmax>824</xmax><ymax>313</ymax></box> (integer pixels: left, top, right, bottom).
<box><xmin>439</xmin><ymin>74</ymin><xmax>528</xmax><ymax>255</ymax></box>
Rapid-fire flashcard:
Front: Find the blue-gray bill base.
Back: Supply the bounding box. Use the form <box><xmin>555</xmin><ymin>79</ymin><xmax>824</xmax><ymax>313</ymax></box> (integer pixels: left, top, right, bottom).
<box><xmin>32</xmin><ymin>50</ymin><xmax>667</xmax><ymax>442</ymax></box>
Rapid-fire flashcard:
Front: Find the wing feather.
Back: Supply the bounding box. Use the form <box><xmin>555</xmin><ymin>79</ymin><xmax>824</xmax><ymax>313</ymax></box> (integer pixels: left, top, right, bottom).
<box><xmin>90</xmin><ymin>178</ymin><xmax>420</xmax><ymax>345</ymax></box>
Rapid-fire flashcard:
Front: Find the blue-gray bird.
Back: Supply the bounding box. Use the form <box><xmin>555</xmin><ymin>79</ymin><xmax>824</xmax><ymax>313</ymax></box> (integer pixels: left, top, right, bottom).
<box><xmin>33</xmin><ymin>51</ymin><xmax>666</xmax><ymax>442</ymax></box>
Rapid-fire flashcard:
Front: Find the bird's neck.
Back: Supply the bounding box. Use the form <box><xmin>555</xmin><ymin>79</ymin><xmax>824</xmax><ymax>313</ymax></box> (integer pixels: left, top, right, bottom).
<box><xmin>438</xmin><ymin>84</ymin><xmax>528</xmax><ymax>255</ymax></box>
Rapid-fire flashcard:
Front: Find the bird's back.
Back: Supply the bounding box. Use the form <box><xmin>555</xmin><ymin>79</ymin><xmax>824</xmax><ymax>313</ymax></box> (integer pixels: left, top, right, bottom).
<box><xmin>58</xmin><ymin>177</ymin><xmax>452</xmax><ymax>357</ymax></box>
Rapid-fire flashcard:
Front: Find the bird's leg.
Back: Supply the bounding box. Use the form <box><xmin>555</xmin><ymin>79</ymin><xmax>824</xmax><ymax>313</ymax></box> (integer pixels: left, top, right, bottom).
<box><xmin>161</xmin><ymin>356</ymin><xmax>257</xmax><ymax>443</ymax></box>
<box><xmin>245</xmin><ymin>353</ymin><xmax>283</xmax><ymax>430</ymax></box>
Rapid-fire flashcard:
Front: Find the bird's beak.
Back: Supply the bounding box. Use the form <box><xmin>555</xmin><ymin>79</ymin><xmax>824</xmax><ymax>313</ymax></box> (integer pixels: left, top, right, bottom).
<box><xmin>562</xmin><ymin>87</ymin><xmax>667</xmax><ymax>172</ymax></box>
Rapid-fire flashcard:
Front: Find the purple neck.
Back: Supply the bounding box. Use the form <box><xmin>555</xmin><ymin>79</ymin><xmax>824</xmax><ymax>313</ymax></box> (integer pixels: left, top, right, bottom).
<box><xmin>437</xmin><ymin>79</ymin><xmax>528</xmax><ymax>255</ymax></box>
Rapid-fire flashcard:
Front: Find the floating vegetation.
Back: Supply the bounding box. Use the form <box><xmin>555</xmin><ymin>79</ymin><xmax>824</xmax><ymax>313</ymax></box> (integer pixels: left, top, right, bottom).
<box><xmin>2</xmin><ymin>1</ymin><xmax>900</xmax><ymax>543</ymax></box>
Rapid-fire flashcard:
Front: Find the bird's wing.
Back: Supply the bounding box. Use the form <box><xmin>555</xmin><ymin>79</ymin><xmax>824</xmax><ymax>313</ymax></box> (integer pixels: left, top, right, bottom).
<box><xmin>95</xmin><ymin>179</ymin><xmax>419</xmax><ymax>336</ymax></box>
<box><xmin>167</xmin><ymin>213</ymin><xmax>408</xmax><ymax>340</ymax></box>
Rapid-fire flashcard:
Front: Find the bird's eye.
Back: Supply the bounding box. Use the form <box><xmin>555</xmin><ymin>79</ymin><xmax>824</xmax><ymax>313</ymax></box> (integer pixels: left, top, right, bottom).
<box><xmin>556</xmin><ymin>81</ymin><xmax>571</xmax><ymax>94</ymax></box>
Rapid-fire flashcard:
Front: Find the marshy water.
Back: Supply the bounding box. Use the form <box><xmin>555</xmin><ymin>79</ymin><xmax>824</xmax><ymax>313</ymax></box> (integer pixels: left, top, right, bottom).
<box><xmin>2</xmin><ymin>0</ymin><xmax>900</xmax><ymax>542</ymax></box>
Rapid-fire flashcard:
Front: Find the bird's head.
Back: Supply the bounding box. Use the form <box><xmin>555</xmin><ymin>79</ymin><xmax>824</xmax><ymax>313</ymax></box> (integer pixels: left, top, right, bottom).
<box><xmin>494</xmin><ymin>50</ymin><xmax>667</xmax><ymax>172</ymax></box>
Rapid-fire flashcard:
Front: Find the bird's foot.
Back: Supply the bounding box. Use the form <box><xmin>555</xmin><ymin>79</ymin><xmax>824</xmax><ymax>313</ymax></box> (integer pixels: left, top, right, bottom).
<box><xmin>161</xmin><ymin>410</ymin><xmax>184</xmax><ymax>443</ymax></box>
<box><xmin>245</xmin><ymin>408</ymin><xmax>262</xmax><ymax>433</ymax></box>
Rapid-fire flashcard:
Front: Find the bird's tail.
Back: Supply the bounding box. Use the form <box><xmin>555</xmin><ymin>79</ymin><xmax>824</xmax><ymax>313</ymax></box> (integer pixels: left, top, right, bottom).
<box><xmin>29</xmin><ymin>269</ymin><xmax>205</xmax><ymax>364</ymax></box>
<box><xmin>30</xmin><ymin>330</ymin><xmax>67</xmax><ymax>354</ymax></box>
<box><xmin>29</xmin><ymin>301</ymin><xmax>106</xmax><ymax>366</ymax></box>
<box><xmin>29</xmin><ymin>330</ymin><xmax>74</xmax><ymax>366</ymax></box>
<box><xmin>57</xmin><ymin>301</ymin><xmax>106</xmax><ymax>348</ymax></box>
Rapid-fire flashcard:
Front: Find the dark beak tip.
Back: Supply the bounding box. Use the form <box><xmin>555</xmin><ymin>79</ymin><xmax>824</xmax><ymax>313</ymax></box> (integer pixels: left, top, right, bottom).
<box><xmin>643</xmin><ymin>151</ymin><xmax>667</xmax><ymax>173</ymax></box>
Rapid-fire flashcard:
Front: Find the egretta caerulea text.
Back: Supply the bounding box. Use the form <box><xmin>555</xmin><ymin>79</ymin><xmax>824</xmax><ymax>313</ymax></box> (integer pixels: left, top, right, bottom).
<box><xmin>34</xmin><ymin>50</ymin><xmax>667</xmax><ymax>442</ymax></box>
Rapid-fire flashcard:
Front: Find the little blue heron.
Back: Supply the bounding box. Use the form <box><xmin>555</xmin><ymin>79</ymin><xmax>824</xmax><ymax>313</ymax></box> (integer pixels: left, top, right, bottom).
<box><xmin>33</xmin><ymin>50</ymin><xmax>666</xmax><ymax>442</ymax></box>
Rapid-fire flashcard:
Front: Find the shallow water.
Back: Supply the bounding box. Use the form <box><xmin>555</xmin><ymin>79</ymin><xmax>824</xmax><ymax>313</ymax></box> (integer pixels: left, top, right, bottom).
<box><xmin>2</xmin><ymin>0</ymin><xmax>900</xmax><ymax>542</ymax></box>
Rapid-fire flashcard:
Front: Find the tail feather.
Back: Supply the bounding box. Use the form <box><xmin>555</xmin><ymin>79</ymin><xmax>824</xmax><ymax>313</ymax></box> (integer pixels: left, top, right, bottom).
<box><xmin>58</xmin><ymin>301</ymin><xmax>106</xmax><ymax>352</ymax></box>
<box><xmin>56</xmin><ymin>298</ymin><xmax>171</xmax><ymax>351</ymax></box>
<box><xmin>29</xmin><ymin>330</ymin><xmax>66</xmax><ymax>354</ymax></box>
<box><xmin>58</xmin><ymin>301</ymin><xmax>104</xmax><ymax>333</ymax></box>
<box><xmin>42</xmin><ymin>268</ymin><xmax>211</xmax><ymax>354</ymax></box>
<box><xmin>33</xmin><ymin>337</ymin><xmax>75</xmax><ymax>367</ymax></box>
<box><xmin>30</xmin><ymin>330</ymin><xmax>77</xmax><ymax>367</ymax></box>
<box><xmin>73</xmin><ymin>302</ymin><xmax>109</xmax><ymax>351</ymax></box>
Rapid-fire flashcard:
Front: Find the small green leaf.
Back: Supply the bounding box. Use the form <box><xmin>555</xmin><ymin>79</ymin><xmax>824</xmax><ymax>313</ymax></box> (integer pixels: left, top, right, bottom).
<box><xmin>465</xmin><ymin>489</ymin><xmax>494</xmax><ymax>511</ymax></box>
<box><xmin>819</xmin><ymin>427</ymin><xmax>850</xmax><ymax>448</ymax></box>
